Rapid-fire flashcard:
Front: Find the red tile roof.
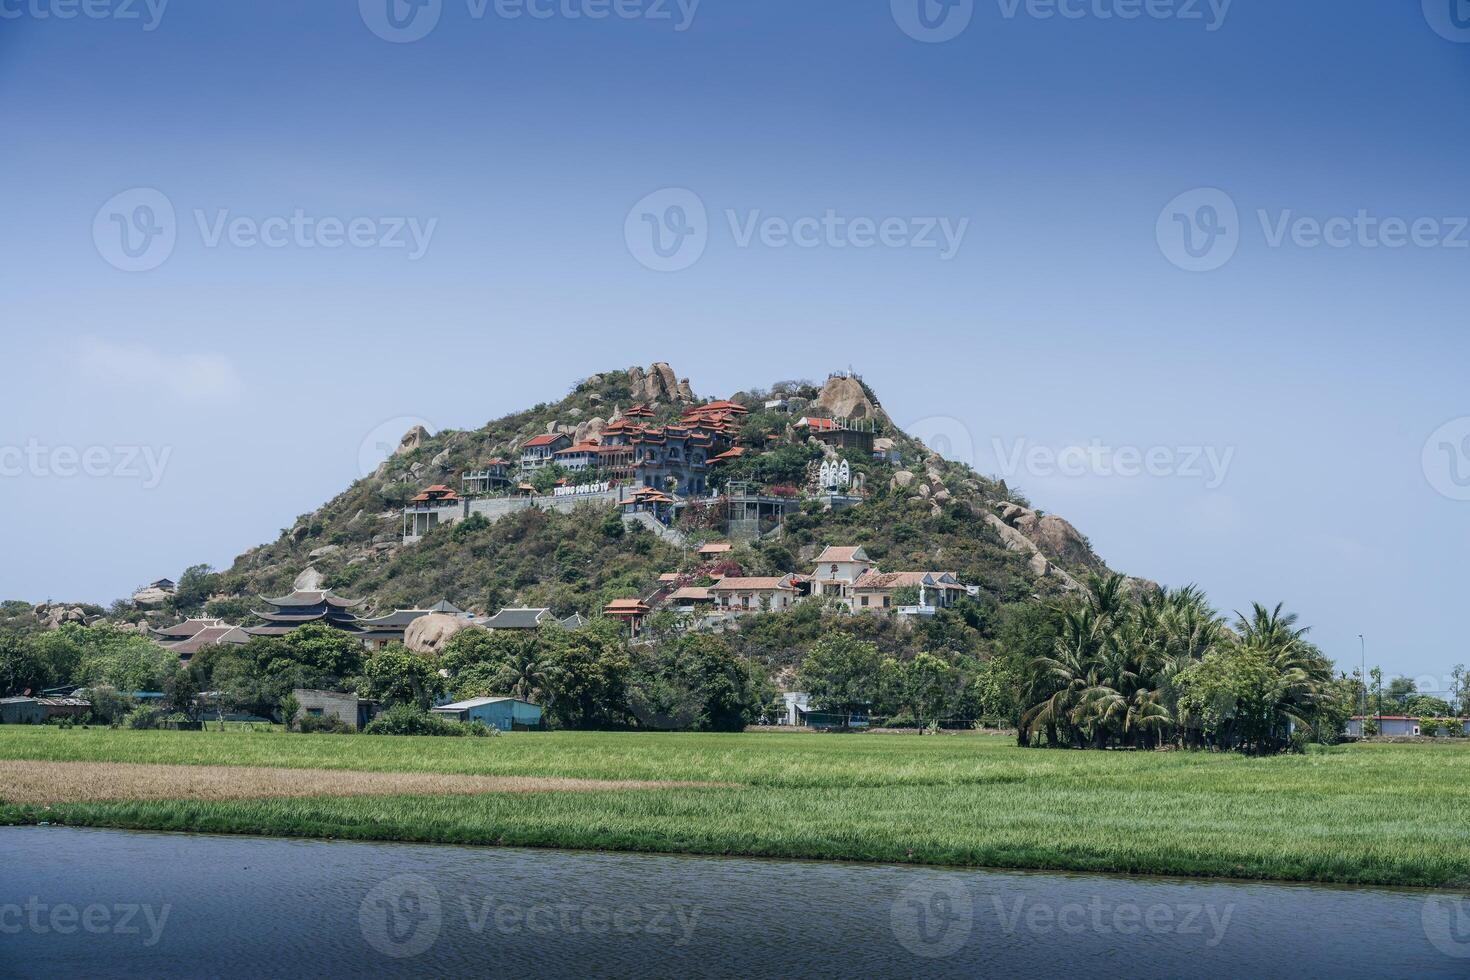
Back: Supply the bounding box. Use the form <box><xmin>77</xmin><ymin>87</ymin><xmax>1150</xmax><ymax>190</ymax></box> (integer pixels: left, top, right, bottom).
<box><xmin>555</xmin><ymin>441</ymin><xmax>602</xmax><ymax>455</ymax></box>
<box><xmin>711</xmin><ymin>576</ymin><xmax>796</xmax><ymax>592</ymax></box>
<box><xmin>523</xmin><ymin>433</ymin><xmax>568</xmax><ymax>448</ymax></box>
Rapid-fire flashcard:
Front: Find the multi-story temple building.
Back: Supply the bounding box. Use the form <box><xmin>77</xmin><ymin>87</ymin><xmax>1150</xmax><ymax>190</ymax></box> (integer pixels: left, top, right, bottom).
<box><xmin>242</xmin><ymin>589</ymin><xmax>369</xmax><ymax>638</ymax></box>
<box><xmin>462</xmin><ymin>459</ymin><xmax>512</xmax><ymax>495</ymax></box>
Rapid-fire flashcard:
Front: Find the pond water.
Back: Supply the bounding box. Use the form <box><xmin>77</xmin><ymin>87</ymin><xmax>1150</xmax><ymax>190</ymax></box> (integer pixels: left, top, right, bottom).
<box><xmin>2</xmin><ymin>827</ymin><xmax>1466</xmax><ymax>978</ymax></box>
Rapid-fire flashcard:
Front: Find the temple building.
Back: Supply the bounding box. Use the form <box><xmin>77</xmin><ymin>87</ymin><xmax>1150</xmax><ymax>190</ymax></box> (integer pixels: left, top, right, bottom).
<box><xmin>462</xmin><ymin>459</ymin><xmax>512</xmax><ymax>495</ymax></box>
<box><xmin>242</xmin><ymin>589</ymin><xmax>368</xmax><ymax>638</ymax></box>
<box><xmin>151</xmin><ymin>618</ymin><xmax>250</xmax><ymax>661</ymax></box>
<box><xmin>553</xmin><ymin>441</ymin><xmax>603</xmax><ymax>472</ymax></box>
<box><xmin>602</xmin><ymin>597</ymin><xmax>652</xmax><ymax>635</ymax></box>
<box><xmin>520</xmin><ymin>433</ymin><xmax>572</xmax><ymax>472</ymax></box>
<box><xmin>403</xmin><ymin>485</ymin><xmax>463</xmax><ymax>539</ymax></box>
<box><xmin>795</xmin><ymin>416</ymin><xmax>877</xmax><ymax>453</ymax></box>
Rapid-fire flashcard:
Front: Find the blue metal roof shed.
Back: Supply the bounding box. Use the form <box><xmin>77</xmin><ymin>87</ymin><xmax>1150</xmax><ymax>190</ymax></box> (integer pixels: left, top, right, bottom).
<box><xmin>429</xmin><ymin>697</ymin><xmax>543</xmax><ymax>731</ymax></box>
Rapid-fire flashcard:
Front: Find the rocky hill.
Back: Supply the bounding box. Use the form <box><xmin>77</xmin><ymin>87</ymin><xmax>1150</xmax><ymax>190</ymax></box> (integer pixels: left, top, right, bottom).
<box><xmin>94</xmin><ymin>364</ymin><xmax>1132</xmax><ymax>627</ymax></box>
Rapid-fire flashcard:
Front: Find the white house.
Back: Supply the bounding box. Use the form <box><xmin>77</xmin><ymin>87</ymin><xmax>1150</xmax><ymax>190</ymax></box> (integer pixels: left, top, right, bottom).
<box><xmin>809</xmin><ymin>546</ymin><xmax>875</xmax><ymax>603</ymax></box>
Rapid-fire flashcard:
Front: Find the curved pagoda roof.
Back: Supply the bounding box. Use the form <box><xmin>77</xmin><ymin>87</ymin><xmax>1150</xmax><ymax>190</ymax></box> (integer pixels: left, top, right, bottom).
<box><xmin>257</xmin><ymin>589</ymin><xmax>364</xmax><ymax>609</ymax></box>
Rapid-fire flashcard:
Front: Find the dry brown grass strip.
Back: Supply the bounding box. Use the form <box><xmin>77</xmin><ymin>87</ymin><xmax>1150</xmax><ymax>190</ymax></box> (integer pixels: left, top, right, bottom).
<box><xmin>0</xmin><ymin>760</ymin><xmax>723</xmax><ymax>805</ymax></box>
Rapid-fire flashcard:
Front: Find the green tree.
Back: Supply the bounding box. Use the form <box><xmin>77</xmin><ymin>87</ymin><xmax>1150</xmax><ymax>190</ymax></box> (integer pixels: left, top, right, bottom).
<box><xmin>0</xmin><ymin>633</ymin><xmax>49</xmax><ymax>695</ymax></box>
<box><xmin>540</xmin><ymin>623</ymin><xmax>631</xmax><ymax>730</ymax></box>
<box><xmin>796</xmin><ymin>633</ymin><xmax>883</xmax><ymax>717</ymax></box>
<box><xmin>364</xmin><ymin>644</ymin><xmax>445</xmax><ymax>710</ymax></box>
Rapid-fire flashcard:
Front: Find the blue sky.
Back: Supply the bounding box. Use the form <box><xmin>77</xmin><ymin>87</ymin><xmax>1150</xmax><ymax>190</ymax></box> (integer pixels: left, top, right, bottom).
<box><xmin>2</xmin><ymin>1</ymin><xmax>1467</xmax><ymax>687</ymax></box>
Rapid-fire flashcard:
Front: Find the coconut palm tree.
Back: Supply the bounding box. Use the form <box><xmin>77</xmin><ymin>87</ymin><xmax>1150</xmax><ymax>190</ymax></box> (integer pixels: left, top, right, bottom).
<box><xmin>494</xmin><ymin>637</ymin><xmax>548</xmax><ymax>702</ymax></box>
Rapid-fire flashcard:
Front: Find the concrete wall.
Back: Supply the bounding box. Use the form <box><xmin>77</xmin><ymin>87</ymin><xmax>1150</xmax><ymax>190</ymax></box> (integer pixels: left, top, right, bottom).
<box><xmin>293</xmin><ymin>689</ymin><xmax>365</xmax><ymax>731</ymax></box>
<box><xmin>403</xmin><ymin>490</ymin><xmax>620</xmax><ymax>543</ymax></box>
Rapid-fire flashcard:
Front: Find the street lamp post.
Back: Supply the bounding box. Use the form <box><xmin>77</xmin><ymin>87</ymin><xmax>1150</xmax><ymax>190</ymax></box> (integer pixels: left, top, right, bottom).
<box><xmin>1358</xmin><ymin>634</ymin><xmax>1366</xmax><ymax>731</ymax></box>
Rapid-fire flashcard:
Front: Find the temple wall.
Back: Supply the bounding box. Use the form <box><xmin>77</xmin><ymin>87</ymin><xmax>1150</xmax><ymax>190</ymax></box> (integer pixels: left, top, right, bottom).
<box><xmin>404</xmin><ymin>490</ymin><xmax>620</xmax><ymax>543</ymax></box>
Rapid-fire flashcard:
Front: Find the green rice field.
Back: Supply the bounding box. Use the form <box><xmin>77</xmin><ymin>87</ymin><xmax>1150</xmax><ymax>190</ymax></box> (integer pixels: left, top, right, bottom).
<box><xmin>2</xmin><ymin>727</ymin><xmax>1466</xmax><ymax>887</ymax></box>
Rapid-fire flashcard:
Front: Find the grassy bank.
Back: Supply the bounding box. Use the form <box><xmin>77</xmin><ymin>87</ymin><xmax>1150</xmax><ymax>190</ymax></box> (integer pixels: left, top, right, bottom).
<box><xmin>2</xmin><ymin>728</ymin><xmax>1467</xmax><ymax>887</ymax></box>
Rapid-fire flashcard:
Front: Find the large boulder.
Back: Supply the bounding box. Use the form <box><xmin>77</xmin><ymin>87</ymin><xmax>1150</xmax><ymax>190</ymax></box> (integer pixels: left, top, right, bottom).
<box><xmin>405</xmin><ymin>614</ymin><xmax>474</xmax><ymax>655</ymax></box>
<box><xmin>891</xmin><ymin>470</ymin><xmax>916</xmax><ymax>489</ymax></box>
<box><xmin>628</xmin><ymin>362</ymin><xmax>696</xmax><ymax>405</ymax></box>
<box><xmin>131</xmin><ymin>587</ymin><xmax>171</xmax><ymax>608</ymax></box>
<box><xmin>35</xmin><ymin>604</ymin><xmax>87</xmax><ymax>630</ymax></box>
<box><xmin>813</xmin><ymin>373</ymin><xmax>884</xmax><ymax>421</ymax></box>
<box><xmin>396</xmin><ymin>425</ymin><xmax>430</xmax><ymax>457</ymax></box>
<box><xmin>293</xmin><ymin>566</ymin><xmax>326</xmax><ymax>591</ymax></box>
<box><xmin>1032</xmin><ymin>515</ymin><xmax>1104</xmax><ymax>572</ymax></box>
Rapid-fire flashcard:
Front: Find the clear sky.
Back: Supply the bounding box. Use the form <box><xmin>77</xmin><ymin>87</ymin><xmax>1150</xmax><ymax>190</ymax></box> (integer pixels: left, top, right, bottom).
<box><xmin>2</xmin><ymin>1</ymin><xmax>1467</xmax><ymax>687</ymax></box>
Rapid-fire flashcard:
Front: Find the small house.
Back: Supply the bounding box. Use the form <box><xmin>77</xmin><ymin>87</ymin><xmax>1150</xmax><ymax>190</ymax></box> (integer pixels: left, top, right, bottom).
<box><xmin>603</xmin><ymin>598</ymin><xmax>652</xmax><ymax>634</ymax></box>
<box><xmin>292</xmin><ymin>689</ymin><xmax>378</xmax><ymax>731</ymax></box>
<box><xmin>430</xmin><ymin>696</ymin><xmax>543</xmax><ymax>731</ymax></box>
<box><xmin>809</xmin><ymin>546</ymin><xmax>875</xmax><ymax>602</ymax></box>
<box><xmin>0</xmin><ymin>696</ymin><xmax>91</xmax><ymax>725</ymax></box>
<box><xmin>711</xmin><ymin>575</ymin><xmax>800</xmax><ymax>614</ymax></box>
